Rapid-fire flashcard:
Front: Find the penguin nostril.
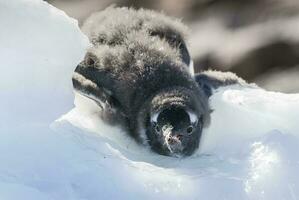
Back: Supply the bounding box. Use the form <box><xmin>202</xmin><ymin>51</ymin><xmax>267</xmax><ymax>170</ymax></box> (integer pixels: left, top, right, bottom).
<box><xmin>167</xmin><ymin>137</ymin><xmax>174</xmax><ymax>144</ymax></box>
<box><xmin>177</xmin><ymin>135</ymin><xmax>183</xmax><ymax>140</ymax></box>
<box><xmin>167</xmin><ymin>135</ymin><xmax>182</xmax><ymax>144</ymax></box>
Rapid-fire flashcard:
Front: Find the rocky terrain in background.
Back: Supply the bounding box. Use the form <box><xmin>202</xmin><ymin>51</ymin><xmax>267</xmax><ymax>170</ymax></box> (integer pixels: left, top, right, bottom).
<box><xmin>48</xmin><ymin>0</ymin><xmax>299</xmax><ymax>93</ymax></box>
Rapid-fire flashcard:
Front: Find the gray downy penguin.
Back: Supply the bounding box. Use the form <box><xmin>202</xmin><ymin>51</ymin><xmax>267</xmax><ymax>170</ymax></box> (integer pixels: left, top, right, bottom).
<box><xmin>72</xmin><ymin>7</ymin><xmax>244</xmax><ymax>157</ymax></box>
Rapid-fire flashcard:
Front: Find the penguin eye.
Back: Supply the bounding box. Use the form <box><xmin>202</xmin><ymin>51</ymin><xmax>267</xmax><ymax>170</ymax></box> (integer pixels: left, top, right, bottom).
<box><xmin>186</xmin><ymin>126</ymin><xmax>193</xmax><ymax>134</ymax></box>
<box><xmin>155</xmin><ymin>125</ymin><xmax>161</xmax><ymax>133</ymax></box>
<box><xmin>85</xmin><ymin>54</ymin><xmax>96</xmax><ymax>66</ymax></box>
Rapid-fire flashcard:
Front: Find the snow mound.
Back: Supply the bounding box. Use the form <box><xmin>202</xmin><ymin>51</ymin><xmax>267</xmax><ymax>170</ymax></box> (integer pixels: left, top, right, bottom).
<box><xmin>200</xmin><ymin>86</ymin><xmax>299</xmax><ymax>153</ymax></box>
<box><xmin>1</xmin><ymin>0</ymin><xmax>299</xmax><ymax>199</ymax></box>
<box><xmin>54</xmin><ymin>86</ymin><xmax>299</xmax><ymax>200</ymax></box>
<box><xmin>0</xmin><ymin>0</ymin><xmax>89</xmax><ymax>125</ymax></box>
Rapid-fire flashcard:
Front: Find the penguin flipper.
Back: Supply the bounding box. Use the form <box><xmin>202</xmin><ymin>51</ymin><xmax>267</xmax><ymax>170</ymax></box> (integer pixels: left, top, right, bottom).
<box><xmin>72</xmin><ymin>72</ymin><xmax>123</xmax><ymax>124</ymax></box>
<box><xmin>195</xmin><ymin>70</ymin><xmax>247</xmax><ymax>97</ymax></box>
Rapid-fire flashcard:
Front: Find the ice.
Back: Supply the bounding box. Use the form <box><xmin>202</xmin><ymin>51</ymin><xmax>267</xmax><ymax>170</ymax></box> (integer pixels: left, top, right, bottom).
<box><xmin>1</xmin><ymin>0</ymin><xmax>299</xmax><ymax>199</ymax></box>
<box><xmin>200</xmin><ymin>86</ymin><xmax>299</xmax><ymax>154</ymax></box>
<box><xmin>0</xmin><ymin>0</ymin><xmax>89</xmax><ymax>125</ymax></box>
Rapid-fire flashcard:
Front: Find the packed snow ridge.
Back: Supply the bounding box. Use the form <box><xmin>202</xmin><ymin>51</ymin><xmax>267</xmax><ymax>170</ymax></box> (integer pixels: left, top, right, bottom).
<box><xmin>0</xmin><ymin>0</ymin><xmax>299</xmax><ymax>199</ymax></box>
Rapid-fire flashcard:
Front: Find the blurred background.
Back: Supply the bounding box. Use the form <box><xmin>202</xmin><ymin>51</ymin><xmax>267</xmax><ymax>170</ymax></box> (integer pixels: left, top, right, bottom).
<box><xmin>47</xmin><ymin>0</ymin><xmax>299</xmax><ymax>93</ymax></box>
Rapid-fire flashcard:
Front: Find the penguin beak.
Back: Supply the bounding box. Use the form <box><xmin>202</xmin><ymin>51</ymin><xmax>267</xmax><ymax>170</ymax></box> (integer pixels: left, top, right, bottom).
<box><xmin>166</xmin><ymin>134</ymin><xmax>182</xmax><ymax>145</ymax></box>
<box><xmin>162</xmin><ymin>127</ymin><xmax>184</xmax><ymax>153</ymax></box>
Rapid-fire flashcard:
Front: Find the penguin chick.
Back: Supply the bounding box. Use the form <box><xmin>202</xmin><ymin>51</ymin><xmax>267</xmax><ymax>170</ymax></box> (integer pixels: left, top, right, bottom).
<box><xmin>72</xmin><ymin>7</ymin><xmax>244</xmax><ymax>157</ymax></box>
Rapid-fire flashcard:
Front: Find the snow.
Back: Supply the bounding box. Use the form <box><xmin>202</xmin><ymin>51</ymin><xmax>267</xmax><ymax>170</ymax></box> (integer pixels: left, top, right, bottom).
<box><xmin>1</xmin><ymin>0</ymin><xmax>299</xmax><ymax>199</ymax></box>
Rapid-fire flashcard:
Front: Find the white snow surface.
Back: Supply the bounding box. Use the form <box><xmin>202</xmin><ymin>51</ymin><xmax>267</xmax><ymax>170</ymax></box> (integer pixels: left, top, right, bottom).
<box><xmin>1</xmin><ymin>0</ymin><xmax>299</xmax><ymax>199</ymax></box>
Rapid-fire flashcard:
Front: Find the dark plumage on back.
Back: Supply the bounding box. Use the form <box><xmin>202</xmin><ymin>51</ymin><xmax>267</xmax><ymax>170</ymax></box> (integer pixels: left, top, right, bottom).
<box><xmin>81</xmin><ymin>7</ymin><xmax>191</xmax><ymax>66</ymax></box>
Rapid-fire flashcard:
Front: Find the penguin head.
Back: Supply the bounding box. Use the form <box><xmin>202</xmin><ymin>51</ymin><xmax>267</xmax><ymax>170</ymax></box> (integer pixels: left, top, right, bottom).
<box><xmin>144</xmin><ymin>87</ymin><xmax>208</xmax><ymax>157</ymax></box>
<box><xmin>149</xmin><ymin>106</ymin><xmax>202</xmax><ymax>157</ymax></box>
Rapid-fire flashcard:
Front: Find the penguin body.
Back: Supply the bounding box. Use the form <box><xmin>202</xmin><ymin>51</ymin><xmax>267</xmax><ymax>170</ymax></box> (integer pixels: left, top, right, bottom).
<box><xmin>73</xmin><ymin>7</ymin><xmax>244</xmax><ymax>156</ymax></box>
